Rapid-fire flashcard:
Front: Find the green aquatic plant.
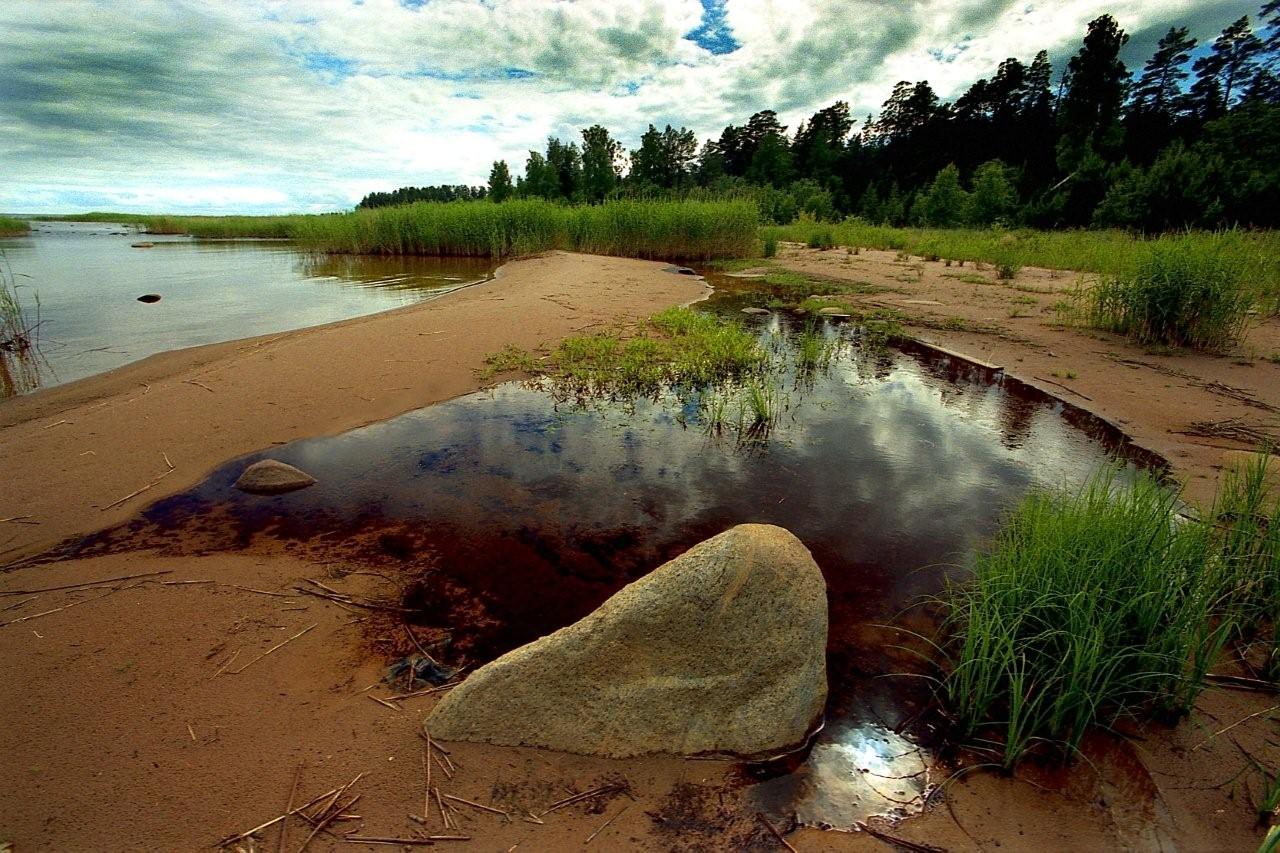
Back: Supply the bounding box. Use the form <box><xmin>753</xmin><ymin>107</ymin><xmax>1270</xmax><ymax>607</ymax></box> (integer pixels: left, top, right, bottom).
<box><xmin>490</xmin><ymin>306</ymin><xmax>767</xmax><ymax>400</ymax></box>
<box><xmin>942</xmin><ymin>468</ymin><xmax>1223</xmax><ymax>768</ymax></box>
<box><xmin>0</xmin><ymin>252</ymin><xmax>43</xmax><ymax>397</ymax></box>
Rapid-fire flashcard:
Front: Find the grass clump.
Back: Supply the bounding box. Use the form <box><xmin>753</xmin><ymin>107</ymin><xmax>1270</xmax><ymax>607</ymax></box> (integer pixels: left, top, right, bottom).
<box><xmin>1081</xmin><ymin>241</ymin><xmax>1254</xmax><ymax>351</ymax></box>
<box><xmin>806</xmin><ymin>228</ymin><xmax>835</xmax><ymax>250</ymax></box>
<box><xmin>491</xmin><ymin>306</ymin><xmax>767</xmax><ymax>399</ymax></box>
<box><xmin>1209</xmin><ymin>451</ymin><xmax>1280</xmax><ymax>679</ymax></box>
<box><xmin>763</xmin><ymin>235</ymin><xmax>778</xmax><ymax>258</ymax></box>
<box><xmin>944</xmin><ymin>452</ymin><xmax>1280</xmax><ymax>769</ymax></box>
<box><xmin>0</xmin><ymin>254</ymin><xmax>43</xmax><ymax>397</ymax></box>
<box><xmin>0</xmin><ymin>216</ymin><xmax>30</xmax><ymax>237</ymax></box>
<box><xmin>943</xmin><ymin>468</ymin><xmax>1225</xmax><ymax>768</ymax></box>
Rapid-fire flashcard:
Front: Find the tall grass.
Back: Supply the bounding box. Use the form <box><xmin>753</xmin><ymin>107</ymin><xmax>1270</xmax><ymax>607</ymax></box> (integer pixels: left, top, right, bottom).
<box><xmin>943</xmin><ymin>468</ymin><xmax>1225</xmax><ymax>768</ymax></box>
<box><xmin>944</xmin><ymin>453</ymin><xmax>1280</xmax><ymax>768</ymax></box>
<box><xmin>764</xmin><ymin>220</ymin><xmax>1280</xmax><ymax>312</ymax></box>
<box><xmin>0</xmin><ymin>216</ymin><xmax>30</xmax><ymax>236</ymax></box>
<box><xmin>44</xmin><ymin>200</ymin><xmax>759</xmax><ymax>261</ymax></box>
<box><xmin>0</xmin><ymin>252</ymin><xmax>42</xmax><ymax>397</ymax></box>
<box><xmin>1080</xmin><ymin>241</ymin><xmax>1255</xmax><ymax>351</ymax></box>
<box><xmin>1210</xmin><ymin>451</ymin><xmax>1280</xmax><ymax>678</ymax></box>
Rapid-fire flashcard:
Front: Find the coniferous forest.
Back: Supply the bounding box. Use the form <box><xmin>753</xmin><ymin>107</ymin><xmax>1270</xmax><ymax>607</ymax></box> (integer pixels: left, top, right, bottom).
<box><xmin>360</xmin><ymin>7</ymin><xmax>1280</xmax><ymax>233</ymax></box>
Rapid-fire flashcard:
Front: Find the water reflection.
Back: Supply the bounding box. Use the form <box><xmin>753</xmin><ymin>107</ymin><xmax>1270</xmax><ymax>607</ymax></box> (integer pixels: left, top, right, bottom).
<box><xmin>60</xmin><ymin>309</ymin><xmax>1161</xmax><ymax>830</ymax></box>
<box><xmin>0</xmin><ymin>221</ymin><xmax>494</xmax><ymax>392</ymax></box>
<box><xmin>745</xmin><ymin>722</ymin><xmax>931</xmax><ymax>830</ymax></box>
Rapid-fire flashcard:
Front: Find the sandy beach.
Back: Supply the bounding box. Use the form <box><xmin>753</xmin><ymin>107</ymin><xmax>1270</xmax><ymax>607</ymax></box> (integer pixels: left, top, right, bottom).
<box><xmin>1</xmin><ymin>249</ymin><xmax>1276</xmax><ymax>851</ymax></box>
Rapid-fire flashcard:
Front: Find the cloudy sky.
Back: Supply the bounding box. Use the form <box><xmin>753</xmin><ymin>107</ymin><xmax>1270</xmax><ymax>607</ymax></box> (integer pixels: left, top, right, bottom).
<box><xmin>0</xmin><ymin>0</ymin><xmax>1259</xmax><ymax>214</ymax></box>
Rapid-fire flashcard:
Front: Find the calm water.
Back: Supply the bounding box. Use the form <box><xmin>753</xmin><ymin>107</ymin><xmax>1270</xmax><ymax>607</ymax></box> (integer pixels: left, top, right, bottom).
<box><xmin>0</xmin><ymin>221</ymin><xmax>493</xmax><ymax>391</ymax></box>
<box><xmin>71</xmin><ymin>304</ymin><xmax>1159</xmax><ymax>829</ymax></box>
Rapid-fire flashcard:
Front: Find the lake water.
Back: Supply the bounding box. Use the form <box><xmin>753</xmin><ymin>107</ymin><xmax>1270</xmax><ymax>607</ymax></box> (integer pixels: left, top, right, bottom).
<box><xmin>65</xmin><ymin>300</ymin><xmax>1160</xmax><ymax>830</ymax></box>
<box><xmin>0</xmin><ymin>221</ymin><xmax>493</xmax><ymax>393</ymax></box>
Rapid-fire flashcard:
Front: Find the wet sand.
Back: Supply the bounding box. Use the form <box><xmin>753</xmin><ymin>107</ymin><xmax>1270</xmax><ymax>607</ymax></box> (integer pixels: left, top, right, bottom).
<box><xmin>2</xmin><ymin>249</ymin><xmax>1277</xmax><ymax>851</ymax></box>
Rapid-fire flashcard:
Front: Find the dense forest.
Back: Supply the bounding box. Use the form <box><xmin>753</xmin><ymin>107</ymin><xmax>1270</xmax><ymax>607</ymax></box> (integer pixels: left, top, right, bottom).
<box><xmin>359</xmin><ymin>5</ymin><xmax>1280</xmax><ymax>231</ymax></box>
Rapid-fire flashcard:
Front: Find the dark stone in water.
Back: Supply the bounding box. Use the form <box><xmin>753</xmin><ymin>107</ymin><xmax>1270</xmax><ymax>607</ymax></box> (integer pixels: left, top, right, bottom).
<box><xmin>136</xmin><ymin>294</ymin><xmax>161</xmax><ymax>304</ymax></box>
<box><xmin>130</xmin><ymin>242</ymin><xmax>155</xmax><ymax>248</ymax></box>
<box><xmin>233</xmin><ymin>459</ymin><xmax>317</xmax><ymax>495</ymax></box>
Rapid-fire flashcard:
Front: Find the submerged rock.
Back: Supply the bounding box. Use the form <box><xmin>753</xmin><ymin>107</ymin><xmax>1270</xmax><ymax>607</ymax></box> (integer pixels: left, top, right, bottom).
<box><xmin>130</xmin><ymin>241</ymin><xmax>155</xmax><ymax>248</ymax></box>
<box><xmin>741</xmin><ymin>306</ymin><xmax>770</xmax><ymax>315</ymax></box>
<box><xmin>233</xmin><ymin>459</ymin><xmax>317</xmax><ymax>495</ymax></box>
<box><xmin>136</xmin><ymin>294</ymin><xmax>161</xmax><ymax>304</ymax></box>
<box><xmin>817</xmin><ymin>306</ymin><xmax>851</xmax><ymax>317</ymax></box>
<box><xmin>426</xmin><ymin>523</ymin><xmax>828</xmax><ymax>758</ymax></box>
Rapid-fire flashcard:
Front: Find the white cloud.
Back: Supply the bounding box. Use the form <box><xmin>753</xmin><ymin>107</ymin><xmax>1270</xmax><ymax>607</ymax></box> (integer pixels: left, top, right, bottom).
<box><xmin>0</xmin><ymin>0</ymin><xmax>1258</xmax><ymax>213</ymax></box>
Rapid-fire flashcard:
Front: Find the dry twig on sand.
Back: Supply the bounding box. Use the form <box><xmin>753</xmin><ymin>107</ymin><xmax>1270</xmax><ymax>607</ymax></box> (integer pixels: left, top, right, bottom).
<box><xmin>101</xmin><ymin>455</ymin><xmax>176</xmax><ymax>511</ymax></box>
<box><xmin>0</xmin><ymin>584</ymin><xmax>137</xmax><ymax>627</ymax></box>
<box><xmin>228</xmin><ymin>624</ymin><xmax>317</xmax><ymax>674</ymax></box>
<box><xmin>584</xmin><ymin>805</ymin><xmax>629</xmax><ymax>845</ymax></box>
<box><xmin>0</xmin><ymin>569</ymin><xmax>172</xmax><ymax>595</ymax></box>
<box><xmin>756</xmin><ymin>813</ymin><xmax>797</xmax><ymax>852</ymax></box>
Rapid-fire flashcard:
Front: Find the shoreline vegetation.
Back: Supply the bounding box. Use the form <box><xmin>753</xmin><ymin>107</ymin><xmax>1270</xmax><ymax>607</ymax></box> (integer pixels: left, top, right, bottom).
<box><xmin>35</xmin><ymin>199</ymin><xmax>761</xmax><ymax>261</ymax></box>
<box><xmin>940</xmin><ymin>458</ymin><xmax>1279</xmax><ymax>770</ymax></box>
<box><xmin>0</xmin><ymin>215</ymin><xmax>31</xmax><ymax>237</ymax></box>
<box><xmin>34</xmin><ymin>202</ymin><xmax>1280</xmax><ymax>349</ymax></box>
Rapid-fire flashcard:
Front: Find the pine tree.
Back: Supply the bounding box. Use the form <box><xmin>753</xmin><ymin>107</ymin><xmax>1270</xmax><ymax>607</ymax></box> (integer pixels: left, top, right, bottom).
<box><xmin>857</xmin><ymin>184</ymin><xmax>881</xmax><ymax>222</ymax></box>
<box><xmin>1059</xmin><ymin>15</ymin><xmax>1130</xmax><ymax>154</ymax></box>
<box><xmin>1131</xmin><ymin>27</ymin><xmax>1197</xmax><ymax>116</ymax></box>
<box><xmin>1193</xmin><ymin>16</ymin><xmax>1265</xmax><ymax>116</ymax></box>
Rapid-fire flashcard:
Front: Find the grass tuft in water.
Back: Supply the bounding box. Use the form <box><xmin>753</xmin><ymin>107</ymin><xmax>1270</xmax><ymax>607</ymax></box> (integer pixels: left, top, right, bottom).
<box><xmin>488</xmin><ymin>307</ymin><xmax>767</xmax><ymax>399</ymax></box>
<box><xmin>0</xmin><ymin>252</ymin><xmax>43</xmax><ymax>397</ymax></box>
<box><xmin>942</xmin><ymin>467</ymin><xmax>1226</xmax><ymax>768</ymax></box>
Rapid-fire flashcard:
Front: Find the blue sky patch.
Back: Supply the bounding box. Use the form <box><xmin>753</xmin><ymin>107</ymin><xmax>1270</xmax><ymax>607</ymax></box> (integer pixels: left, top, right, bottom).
<box><xmin>300</xmin><ymin>50</ymin><xmax>356</xmax><ymax>83</ymax></box>
<box><xmin>685</xmin><ymin>0</ymin><xmax>740</xmax><ymax>55</ymax></box>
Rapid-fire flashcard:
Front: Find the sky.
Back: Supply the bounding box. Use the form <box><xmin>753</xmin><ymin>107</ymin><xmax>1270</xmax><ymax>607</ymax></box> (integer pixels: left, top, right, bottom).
<box><xmin>0</xmin><ymin>0</ymin><xmax>1262</xmax><ymax>214</ymax></box>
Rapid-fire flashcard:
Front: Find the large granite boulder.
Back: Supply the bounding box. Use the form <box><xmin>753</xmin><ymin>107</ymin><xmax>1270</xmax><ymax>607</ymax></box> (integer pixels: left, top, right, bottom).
<box><xmin>233</xmin><ymin>459</ymin><xmax>317</xmax><ymax>495</ymax></box>
<box><xmin>426</xmin><ymin>524</ymin><xmax>828</xmax><ymax>758</ymax></box>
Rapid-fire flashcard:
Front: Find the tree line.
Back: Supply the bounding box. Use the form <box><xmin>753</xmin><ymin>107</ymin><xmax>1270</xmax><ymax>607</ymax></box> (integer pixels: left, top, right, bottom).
<box><xmin>360</xmin><ymin>4</ymin><xmax>1280</xmax><ymax>231</ymax></box>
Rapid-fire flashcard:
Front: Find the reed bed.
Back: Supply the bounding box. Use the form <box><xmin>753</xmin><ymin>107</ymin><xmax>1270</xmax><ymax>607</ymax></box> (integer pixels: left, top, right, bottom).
<box><xmin>58</xmin><ymin>200</ymin><xmax>759</xmax><ymax>261</ymax></box>
<box><xmin>0</xmin><ymin>216</ymin><xmax>30</xmax><ymax>236</ymax></box>
<box><xmin>942</xmin><ymin>453</ymin><xmax>1280</xmax><ymax>768</ymax></box>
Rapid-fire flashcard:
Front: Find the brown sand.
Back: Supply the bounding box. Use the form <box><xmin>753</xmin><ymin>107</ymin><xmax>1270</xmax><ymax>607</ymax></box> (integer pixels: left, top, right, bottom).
<box><xmin>1</xmin><ymin>249</ymin><xmax>1277</xmax><ymax>851</ymax></box>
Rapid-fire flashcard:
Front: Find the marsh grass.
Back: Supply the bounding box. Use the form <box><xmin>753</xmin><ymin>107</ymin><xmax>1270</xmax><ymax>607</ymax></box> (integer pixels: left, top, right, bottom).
<box><xmin>1209</xmin><ymin>451</ymin><xmax>1280</xmax><ymax>678</ymax></box>
<box><xmin>67</xmin><ymin>200</ymin><xmax>759</xmax><ymax>261</ymax></box>
<box><xmin>942</xmin><ymin>468</ymin><xmax>1225</xmax><ymax>768</ymax></box>
<box><xmin>0</xmin><ymin>216</ymin><xmax>30</xmax><ymax>236</ymax></box>
<box><xmin>486</xmin><ymin>306</ymin><xmax>767</xmax><ymax>400</ymax></box>
<box><xmin>1080</xmin><ymin>242</ymin><xmax>1255</xmax><ymax>351</ymax></box>
<box><xmin>944</xmin><ymin>451</ymin><xmax>1280</xmax><ymax>769</ymax></box>
<box><xmin>0</xmin><ymin>252</ymin><xmax>43</xmax><ymax>397</ymax></box>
